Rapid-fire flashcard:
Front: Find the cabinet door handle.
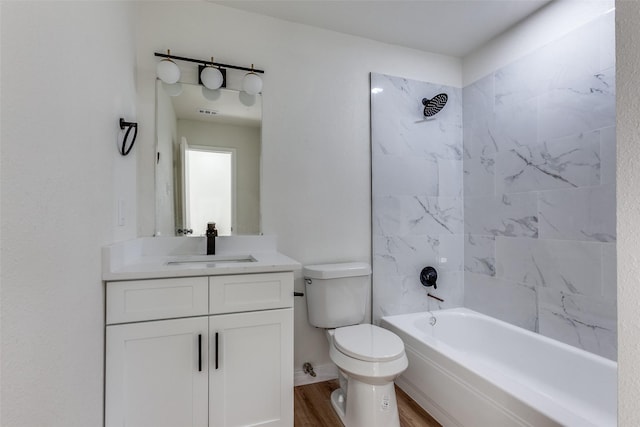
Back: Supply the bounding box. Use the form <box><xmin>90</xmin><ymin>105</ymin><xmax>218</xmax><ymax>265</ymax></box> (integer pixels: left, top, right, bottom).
<box><xmin>215</xmin><ymin>332</ymin><xmax>219</xmax><ymax>370</ymax></box>
<box><xmin>198</xmin><ymin>334</ymin><xmax>202</xmax><ymax>372</ymax></box>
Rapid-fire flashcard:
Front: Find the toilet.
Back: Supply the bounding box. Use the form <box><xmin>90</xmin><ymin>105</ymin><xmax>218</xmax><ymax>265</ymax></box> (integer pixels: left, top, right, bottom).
<box><xmin>304</xmin><ymin>262</ymin><xmax>408</xmax><ymax>427</ymax></box>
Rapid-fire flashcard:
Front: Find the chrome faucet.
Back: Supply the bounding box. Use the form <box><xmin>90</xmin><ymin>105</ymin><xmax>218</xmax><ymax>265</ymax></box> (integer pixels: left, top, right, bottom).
<box><xmin>206</xmin><ymin>222</ymin><xmax>218</xmax><ymax>255</ymax></box>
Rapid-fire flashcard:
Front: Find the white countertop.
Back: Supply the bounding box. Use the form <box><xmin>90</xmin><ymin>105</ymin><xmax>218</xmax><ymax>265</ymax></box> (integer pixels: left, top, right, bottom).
<box><xmin>103</xmin><ymin>236</ymin><xmax>301</xmax><ymax>281</ymax></box>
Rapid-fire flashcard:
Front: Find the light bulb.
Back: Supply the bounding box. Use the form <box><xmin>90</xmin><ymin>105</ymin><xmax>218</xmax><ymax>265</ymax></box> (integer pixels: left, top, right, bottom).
<box><xmin>156</xmin><ymin>58</ymin><xmax>180</xmax><ymax>84</ymax></box>
<box><xmin>202</xmin><ymin>86</ymin><xmax>222</xmax><ymax>101</ymax></box>
<box><xmin>239</xmin><ymin>91</ymin><xmax>257</xmax><ymax>107</ymax></box>
<box><xmin>162</xmin><ymin>82</ymin><xmax>183</xmax><ymax>97</ymax></box>
<box><xmin>242</xmin><ymin>72</ymin><xmax>262</xmax><ymax>95</ymax></box>
<box><xmin>200</xmin><ymin>66</ymin><xmax>224</xmax><ymax>90</ymax></box>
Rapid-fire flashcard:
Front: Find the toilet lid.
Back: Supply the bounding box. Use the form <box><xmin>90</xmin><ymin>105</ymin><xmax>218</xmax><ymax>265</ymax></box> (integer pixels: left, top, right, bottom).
<box><xmin>333</xmin><ymin>324</ymin><xmax>405</xmax><ymax>363</ymax></box>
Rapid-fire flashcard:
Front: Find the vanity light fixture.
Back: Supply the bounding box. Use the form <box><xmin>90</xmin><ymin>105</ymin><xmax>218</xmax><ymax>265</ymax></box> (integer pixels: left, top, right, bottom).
<box><xmin>154</xmin><ymin>51</ymin><xmax>264</xmax><ymax>94</ymax></box>
<box><xmin>156</xmin><ymin>50</ymin><xmax>180</xmax><ymax>84</ymax></box>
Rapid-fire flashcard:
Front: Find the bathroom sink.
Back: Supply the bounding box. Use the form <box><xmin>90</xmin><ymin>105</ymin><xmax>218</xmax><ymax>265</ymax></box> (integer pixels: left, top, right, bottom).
<box><xmin>166</xmin><ymin>254</ymin><xmax>257</xmax><ymax>266</ymax></box>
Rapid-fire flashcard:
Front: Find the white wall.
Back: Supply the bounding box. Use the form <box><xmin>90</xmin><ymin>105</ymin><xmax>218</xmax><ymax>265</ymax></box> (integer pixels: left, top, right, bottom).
<box><xmin>616</xmin><ymin>1</ymin><xmax>640</xmax><ymax>424</ymax></box>
<box><xmin>0</xmin><ymin>2</ymin><xmax>137</xmax><ymax>426</ymax></box>
<box><xmin>135</xmin><ymin>1</ymin><xmax>461</xmax><ymax>375</ymax></box>
<box><xmin>463</xmin><ymin>0</ymin><xmax>614</xmax><ymax>85</ymax></box>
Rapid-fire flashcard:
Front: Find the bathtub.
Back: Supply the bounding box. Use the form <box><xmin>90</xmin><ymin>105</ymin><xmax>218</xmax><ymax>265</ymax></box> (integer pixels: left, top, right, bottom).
<box><xmin>381</xmin><ymin>308</ymin><xmax>617</xmax><ymax>427</ymax></box>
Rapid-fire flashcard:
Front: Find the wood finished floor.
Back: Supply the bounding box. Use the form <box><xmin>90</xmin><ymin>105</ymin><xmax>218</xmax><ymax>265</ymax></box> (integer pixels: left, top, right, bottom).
<box><xmin>294</xmin><ymin>379</ymin><xmax>441</xmax><ymax>427</ymax></box>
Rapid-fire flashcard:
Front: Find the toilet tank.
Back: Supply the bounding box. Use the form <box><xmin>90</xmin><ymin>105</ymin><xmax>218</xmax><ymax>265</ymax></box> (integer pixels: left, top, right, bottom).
<box><xmin>304</xmin><ymin>262</ymin><xmax>371</xmax><ymax>328</ymax></box>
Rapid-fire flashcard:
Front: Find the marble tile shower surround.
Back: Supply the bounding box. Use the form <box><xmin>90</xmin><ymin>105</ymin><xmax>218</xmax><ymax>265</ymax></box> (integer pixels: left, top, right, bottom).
<box><xmin>463</xmin><ymin>11</ymin><xmax>616</xmax><ymax>360</ymax></box>
<box><xmin>371</xmin><ymin>73</ymin><xmax>464</xmax><ymax>323</ymax></box>
<box><xmin>371</xmin><ymin>11</ymin><xmax>616</xmax><ymax>360</ymax></box>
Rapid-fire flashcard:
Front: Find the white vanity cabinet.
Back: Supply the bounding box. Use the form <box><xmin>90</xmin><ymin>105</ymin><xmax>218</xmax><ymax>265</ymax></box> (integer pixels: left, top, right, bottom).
<box><xmin>105</xmin><ymin>272</ymin><xmax>294</xmax><ymax>427</ymax></box>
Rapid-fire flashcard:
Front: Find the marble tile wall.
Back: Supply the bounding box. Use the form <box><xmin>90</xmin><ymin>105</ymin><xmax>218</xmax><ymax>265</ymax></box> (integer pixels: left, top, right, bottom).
<box><xmin>371</xmin><ymin>73</ymin><xmax>464</xmax><ymax>323</ymax></box>
<box><xmin>371</xmin><ymin>12</ymin><xmax>615</xmax><ymax>360</ymax></box>
<box><xmin>463</xmin><ymin>11</ymin><xmax>616</xmax><ymax>360</ymax></box>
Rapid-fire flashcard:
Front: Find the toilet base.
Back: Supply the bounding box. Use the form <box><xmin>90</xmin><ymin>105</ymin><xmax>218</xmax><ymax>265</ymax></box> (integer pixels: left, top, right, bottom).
<box><xmin>330</xmin><ymin>388</ymin><xmax>347</xmax><ymax>426</ymax></box>
<box><xmin>329</xmin><ymin>377</ymin><xmax>401</xmax><ymax>427</ymax></box>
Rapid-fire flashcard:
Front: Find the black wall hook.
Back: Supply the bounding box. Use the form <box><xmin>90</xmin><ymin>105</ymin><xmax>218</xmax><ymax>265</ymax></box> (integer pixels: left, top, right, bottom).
<box><xmin>119</xmin><ymin>118</ymin><xmax>138</xmax><ymax>156</ymax></box>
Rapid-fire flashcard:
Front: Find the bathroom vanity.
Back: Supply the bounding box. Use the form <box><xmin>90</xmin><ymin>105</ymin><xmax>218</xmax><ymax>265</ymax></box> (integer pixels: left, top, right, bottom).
<box><xmin>102</xmin><ymin>237</ymin><xmax>299</xmax><ymax>427</ymax></box>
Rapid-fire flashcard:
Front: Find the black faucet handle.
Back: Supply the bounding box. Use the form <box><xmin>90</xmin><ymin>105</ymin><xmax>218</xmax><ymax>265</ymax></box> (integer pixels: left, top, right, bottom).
<box><xmin>420</xmin><ymin>266</ymin><xmax>438</xmax><ymax>289</ymax></box>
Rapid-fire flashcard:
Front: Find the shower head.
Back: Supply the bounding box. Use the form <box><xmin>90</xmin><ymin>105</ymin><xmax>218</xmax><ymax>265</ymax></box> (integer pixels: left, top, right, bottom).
<box><xmin>422</xmin><ymin>93</ymin><xmax>448</xmax><ymax>117</ymax></box>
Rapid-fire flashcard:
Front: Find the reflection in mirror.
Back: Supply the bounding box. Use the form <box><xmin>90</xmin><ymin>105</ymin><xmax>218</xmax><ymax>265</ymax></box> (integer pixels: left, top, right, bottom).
<box><xmin>155</xmin><ymin>80</ymin><xmax>261</xmax><ymax>236</ymax></box>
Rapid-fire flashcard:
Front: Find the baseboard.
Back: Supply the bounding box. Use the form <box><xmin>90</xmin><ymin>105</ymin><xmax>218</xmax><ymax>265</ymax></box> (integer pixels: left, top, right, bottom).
<box><xmin>294</xmin><ymin>362</ymin><xmax>339</xmax><ymax>386</ymax></box>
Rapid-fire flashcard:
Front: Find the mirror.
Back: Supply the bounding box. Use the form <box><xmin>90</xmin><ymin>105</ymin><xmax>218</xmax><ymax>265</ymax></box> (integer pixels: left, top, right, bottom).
<box><xmin>155</xmin><ymin>80</ymin><xmax>262</xmax><ymax>237</ymax></box>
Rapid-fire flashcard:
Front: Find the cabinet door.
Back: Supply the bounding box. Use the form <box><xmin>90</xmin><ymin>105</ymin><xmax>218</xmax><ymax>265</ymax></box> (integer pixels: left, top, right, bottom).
<box><xmin>210</xmin><ymin>309</ymin><xmax>293</xmax><ymax>427</ymax></box>
<box><xmin>105</xmin><ymin>317</ymin><xmax>209</xmax><ymax>427</ymax></box>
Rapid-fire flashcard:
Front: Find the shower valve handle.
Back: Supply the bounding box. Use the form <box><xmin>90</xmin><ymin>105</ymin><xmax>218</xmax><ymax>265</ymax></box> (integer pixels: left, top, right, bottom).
<box><xmin>420</xmin><ymin>266</ymin><xmax>438</xmax><ymax>289</ymax></box>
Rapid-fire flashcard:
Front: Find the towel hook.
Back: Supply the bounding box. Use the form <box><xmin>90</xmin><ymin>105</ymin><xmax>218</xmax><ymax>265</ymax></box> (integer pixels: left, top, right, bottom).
<box><xmin>118</xmin><ymin>118</ymin><xmax>138</xmax><ymax>156</ymax></box>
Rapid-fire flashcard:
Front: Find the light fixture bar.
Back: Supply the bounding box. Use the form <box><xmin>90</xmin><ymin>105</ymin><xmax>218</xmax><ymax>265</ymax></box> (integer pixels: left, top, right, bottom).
<box><xmin>154</xmin><ymin>52</ymin><xmax>264</xmax><ymax>74</ymax></box>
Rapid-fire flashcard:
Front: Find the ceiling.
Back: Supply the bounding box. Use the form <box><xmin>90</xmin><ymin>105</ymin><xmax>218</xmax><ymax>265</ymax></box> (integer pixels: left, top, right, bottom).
<box><xmin>212</xmin><ymin>0</ymin><xmax>552</xmax><ymax>57</ymax></box>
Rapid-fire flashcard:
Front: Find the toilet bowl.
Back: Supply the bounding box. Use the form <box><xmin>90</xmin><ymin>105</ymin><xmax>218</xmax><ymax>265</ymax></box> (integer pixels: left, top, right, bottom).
<box><xmin>303</xmin><ymin>262</ymin><xmax>408</xmax><ymax>427</ymax></box>
<box><xmin>327</xmin><ymin>324</ymin><xmax>408</xmax><ymax>427</ymax></box>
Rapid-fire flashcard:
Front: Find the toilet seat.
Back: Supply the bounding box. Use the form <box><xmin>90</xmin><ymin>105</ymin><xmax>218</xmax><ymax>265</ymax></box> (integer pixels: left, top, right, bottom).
<box><xmin>333</xmin><ymin>324</ymin><xmax>405</xmax><ymax>362</ymax></box>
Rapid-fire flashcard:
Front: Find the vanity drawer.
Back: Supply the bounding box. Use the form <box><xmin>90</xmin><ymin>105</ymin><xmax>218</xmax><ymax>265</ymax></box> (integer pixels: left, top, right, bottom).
<box><xmin>209</xmin><ymin>272</ymin><xmax>294</xmax><ymax>314</ymax></box>
<box><xmin>106</xmin><ymin>277</ymin><xmax>209</xmax><ymax>324</ymax></box>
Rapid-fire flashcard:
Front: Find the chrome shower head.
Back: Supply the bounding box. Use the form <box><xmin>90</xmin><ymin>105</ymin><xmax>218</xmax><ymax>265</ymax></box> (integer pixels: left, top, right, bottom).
<box><xmin>422</xmin><ymin>93</ymin><xmax>448</xmax><ymax>117</ymax></box>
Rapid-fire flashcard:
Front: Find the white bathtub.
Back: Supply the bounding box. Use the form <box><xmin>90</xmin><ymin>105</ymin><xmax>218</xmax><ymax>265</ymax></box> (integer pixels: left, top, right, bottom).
<box><xmin>381</xmin><ymin>308</ymin><xmax>617</xmax><ymax>427</ymax></box>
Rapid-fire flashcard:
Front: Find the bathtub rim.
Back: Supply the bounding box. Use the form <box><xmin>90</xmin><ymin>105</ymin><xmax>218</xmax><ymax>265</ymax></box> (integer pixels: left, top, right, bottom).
<box><xmin>382</xmin><ymin>307</ymin><xmax>617</xmax><ymax>368</ymax></box>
